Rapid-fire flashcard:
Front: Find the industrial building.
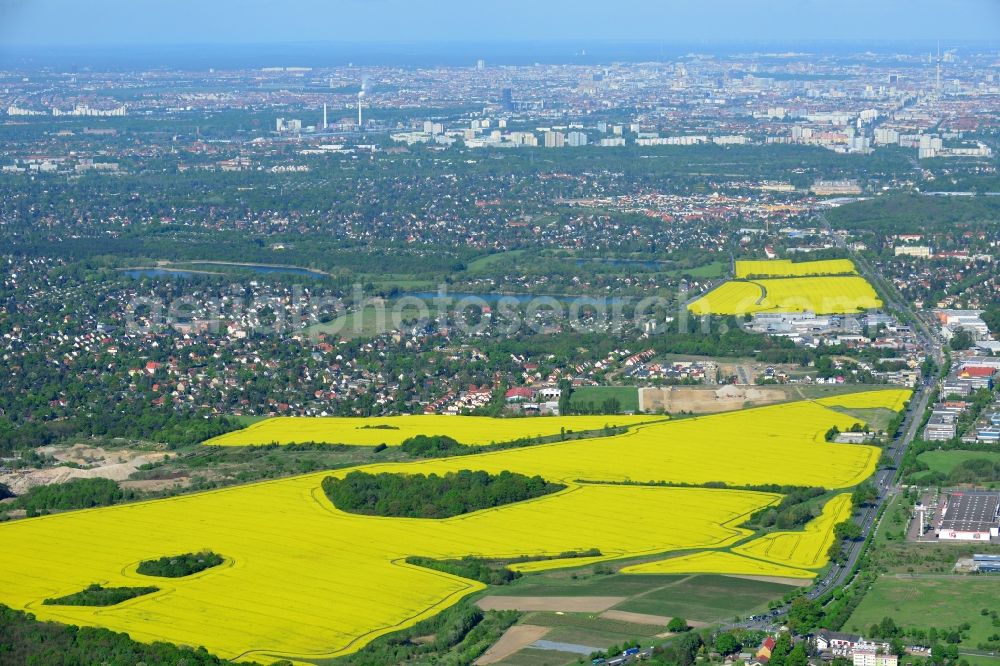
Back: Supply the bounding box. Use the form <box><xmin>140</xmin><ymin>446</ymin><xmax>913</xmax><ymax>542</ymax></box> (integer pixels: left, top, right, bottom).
<box><xmin>973</xmin><ymin>554</ymin><xmax>1000</xmax><ymax>574</ymax></box>
<box><xmin>937</xmin><ymin>491</ymin><xmax>1000</xmax><ymax>541</ymax></box>
<box><xmin>925</xmin><ymin>361</ymin><xmax>999</xmax><ymax>441</ymax></box>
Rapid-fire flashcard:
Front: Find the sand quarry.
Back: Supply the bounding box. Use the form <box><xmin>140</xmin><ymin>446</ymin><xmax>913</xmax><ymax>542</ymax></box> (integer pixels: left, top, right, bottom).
<box><xmin>0</xmin><ymin>444</ymin><xmax>171</xmax><ymax>495</ymax></box>
<box><xmin>639</xmin><ymin>385</ymin><xmax>788</xmax><ymax>414</ymax></box>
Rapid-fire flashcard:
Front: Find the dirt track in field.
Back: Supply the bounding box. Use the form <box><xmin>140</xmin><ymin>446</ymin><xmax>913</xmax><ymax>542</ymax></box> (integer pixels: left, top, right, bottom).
<box><xmin>474</xmin><ymin>625</ymin><xmax>551</xmax><ymax>665</ymax></box>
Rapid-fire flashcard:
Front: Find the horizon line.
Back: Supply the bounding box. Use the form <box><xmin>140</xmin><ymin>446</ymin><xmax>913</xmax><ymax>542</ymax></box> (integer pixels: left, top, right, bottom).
<box><xmin>1</xmin><ymin>37</ymin><xmax>998</xmax><ymax>50</ymax></box>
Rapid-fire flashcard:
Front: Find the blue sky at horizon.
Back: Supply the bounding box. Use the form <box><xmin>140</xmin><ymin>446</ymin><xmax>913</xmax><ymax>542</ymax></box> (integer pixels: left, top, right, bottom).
<box><xmin>0</xmin><ymin>0</ymin><xmax>998</xmax><ymax>48</ymax></box>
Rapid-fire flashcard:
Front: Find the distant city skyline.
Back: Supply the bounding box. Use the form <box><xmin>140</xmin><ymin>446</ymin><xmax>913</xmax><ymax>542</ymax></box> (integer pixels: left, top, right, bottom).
<box><xmin>1</xmin><ymin>0</ymin><xmax>999</xmax><ymax>48</ymax></box>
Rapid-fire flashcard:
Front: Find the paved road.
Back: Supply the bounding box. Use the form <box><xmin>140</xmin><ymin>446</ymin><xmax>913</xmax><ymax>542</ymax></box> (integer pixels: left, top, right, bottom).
<box><xmin>729</xmin><ymin>218</ymin><xmax>944</xmax><ymax>632</ymax></box>
<box><xmin>817</xmin><ymin>210</ymin><xmax>943</xmax><ymax>366</ymax></box>
<box><xmin>731</xmin><ymin>380</ymin><xmax>934</xmax><ymax>632</ymax></box>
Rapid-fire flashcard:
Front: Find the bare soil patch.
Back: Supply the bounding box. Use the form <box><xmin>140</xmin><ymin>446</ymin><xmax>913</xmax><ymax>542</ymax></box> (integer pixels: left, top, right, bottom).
<box><xmin>0</xmin><ymin>444</ymin><xmax>169</xmax><ymax>494</ymax></box>
<box><xmin>639</xmin><ymin>385</ymin><xmax>787</xmax><ymax>414</ymax></box>
<box><xmin>474</xmin><ymin>625</ymin><xmax>551</xmax><ymax>665</ymax></box>
<box><xmin>120</xmin><ymin>476</ymin><xmax>191</xmax><ymax>492</ymax></box>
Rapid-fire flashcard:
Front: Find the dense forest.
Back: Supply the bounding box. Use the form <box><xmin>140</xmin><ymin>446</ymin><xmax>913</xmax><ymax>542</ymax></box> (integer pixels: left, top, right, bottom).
<box><xmin>0</xmin><ymin>412</ymin><xmax>238</xmax><ymax>456</ymax></box>
<box><xmin>0</xmin><ymin>603</ymin><xmax>264</xmax><ymax>665</ymax></box>
<box><xmin>10</xmin><ymin>478</ymin><xmax>135</xmax><ymax>516</ymax></box>
<box><xmin>828</xmin><ymin>193</ymin><xmax>1000</xmax><ymax>233</ymax></box>
<box><xmin>322</xmin><ymin>469</ymin><xmax>564</xmax><ymax>518</ymax></box>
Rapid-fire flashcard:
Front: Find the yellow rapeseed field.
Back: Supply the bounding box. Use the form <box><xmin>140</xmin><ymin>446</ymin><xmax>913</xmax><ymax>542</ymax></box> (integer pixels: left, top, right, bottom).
<box><xmin>204</xmin><ymin>414</ymin><xmax>658</xmax><ymax>447</ymax></box>
<box><xmin>621</xmin><ymin>493</ymin><xmax>854</xmax><ymax>579</ymax></box>
<box><xmin>0</xmin><ymin>393</ymin><xmax>903</xmax><ymax>662</ymax></box>
<box><xmin>689</xmin><ymin>275</ymin><xmax>882</xmax><ymax>316</ymax></box>
<box><xmin>734</xmin><ymin>259</ymin><xmax>857</xmax><ymax>279</ymax></box>
<box><xmin>619</xmin><ymin>551</ymin><xmax>816</xmax><ymax>579</ymax></box>
<box><xmin>0</xmin><ymin>479</ymin><xmax>775</xmax><ymax>664</ymax></box>
<box><xmin>733</xmin><ymin>493</ymin><xmax>853</xmax><ymax>569</ymax></box>
<box><xmin>688</xmin><ymin>280</ymin><xmax>765</xmax><ymax>315</ymax></box>
<box><xmin>362</xmin><ymin>401</ymin><xmax>879</xmax><ymax>489</ymax></box>
<box><xmin>816</xmin><ymin>388</ymin><xmax>912</xmax><ymax>412</ymax></box>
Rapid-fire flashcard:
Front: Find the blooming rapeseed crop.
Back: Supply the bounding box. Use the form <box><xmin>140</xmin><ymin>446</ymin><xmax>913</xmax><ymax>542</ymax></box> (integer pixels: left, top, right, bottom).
<box><xmin>734</xmin><ymin>259</ymin><xmax>857</xmax><ymax>279</ymax></box>
<box><xmin>688</xmin><ymin>276</ymin><xmax>882</xmax><ymax>315</ymax></box>
<box><xmin>0</xmin><ymin>391</ymin><xmax>907</xmax><ymax>662</ymax></box>
<box><xmin>204</xmin><ymin>414</ymin><xmax>658</xmax><ymax>447</ymax></box>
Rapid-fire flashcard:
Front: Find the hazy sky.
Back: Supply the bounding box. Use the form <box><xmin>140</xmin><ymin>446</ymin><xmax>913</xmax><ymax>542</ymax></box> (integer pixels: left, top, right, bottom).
<box><xmin>1</xmin><ymin>0</ymin><xmax>998</xmax><ymax>47</ymax></box>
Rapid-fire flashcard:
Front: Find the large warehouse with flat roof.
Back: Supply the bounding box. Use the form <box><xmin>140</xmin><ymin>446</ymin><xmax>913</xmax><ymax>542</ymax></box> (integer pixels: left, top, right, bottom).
<box><xmin>937</xmin><ymin>491</ymin><xmax>1000</xmax><ymax>541</ymax></box>
<box><xmin>973</xmin><ymin>554</ymin><xmax>1000</xmax><ymax>573</ymax></box>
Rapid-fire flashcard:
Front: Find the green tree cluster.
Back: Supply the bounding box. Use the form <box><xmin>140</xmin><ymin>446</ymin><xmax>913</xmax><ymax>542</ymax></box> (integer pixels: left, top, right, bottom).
<box><xmin>322</xmin><ymin>469</ymin><xmax>564</xmax><ymax>518</ymax></box>
<box><xmin>667</xmin><ymin>617</ymin><xmax>689</xmax><ymax>632</ymax></box>
<box><xmin>333</xmin><ymin>602</ymin><xmax>518</xmax><ymax>665</ymax></box>
<box><xmin>43</xmin><ymin>584</ymin><xmax>159</xmax><ymax>607</ymax></box>
<box><xmin>137</xmin><ymin>551</ymin><xmax>225</xmax><ymax>578</ymax></box>
<box><xmin>405</xmin><ymin>556</ymin><xmax>520</xmax><ymax>585</ymax></box>
<box><xmin>14</xmin><ymin>478</ymin><xmax>134</xmax><ymax>516</ymax></box>
<box><xmin>399</xmin><ymin>434</ymin><xmax>464</xmax><ymax>457</ymax></box>
<box><xmin>745</xmin><ymin>487</ymin><xmax>825</xmax><ymax>530</ymax></box>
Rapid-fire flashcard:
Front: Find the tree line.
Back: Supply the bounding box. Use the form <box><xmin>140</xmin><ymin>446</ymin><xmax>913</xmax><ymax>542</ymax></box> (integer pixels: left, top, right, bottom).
<box><xmin>744</xmin><ymin>487</ymin><xmax>826</xmax><ymax>530</ymax></box>
<box><xmin>9</xmin><ymin>478</ymin><xmax>135</xmax><ymax>517</ymax></box>
<box><xmin>334</xmin><ymin>601</ymin><xmax>517</xmax><ymax>666</ymax></box>
<box><xmin>43</xmin><ymin>584</ymin><xmax>159</xmax><ymax>607</ymax></box>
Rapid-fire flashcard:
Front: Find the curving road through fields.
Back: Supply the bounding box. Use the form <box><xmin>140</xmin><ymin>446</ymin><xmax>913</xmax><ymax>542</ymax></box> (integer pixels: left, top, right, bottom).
<box><xmin>730</xmin><ymin>215</ymin><xmax>944</xmax><ymax>632</ymax></box>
